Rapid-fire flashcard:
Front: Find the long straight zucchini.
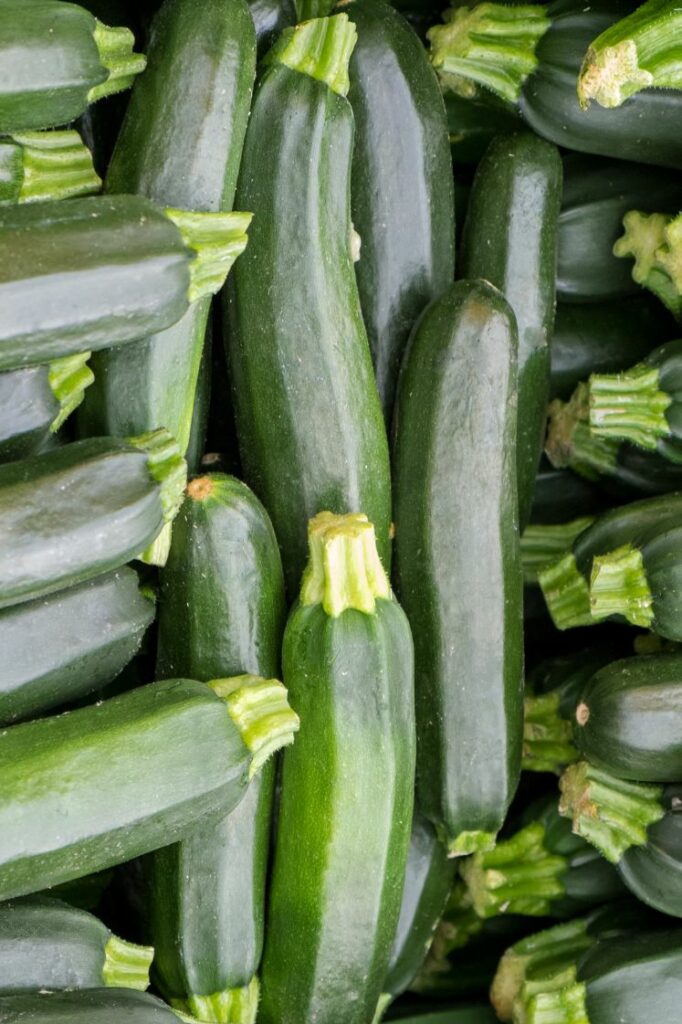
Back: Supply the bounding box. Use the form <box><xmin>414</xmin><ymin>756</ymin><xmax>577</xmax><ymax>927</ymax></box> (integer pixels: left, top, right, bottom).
<box><xmin>0</xmin><ymin>0</ymin><xmax>146</xmax><ymax>132</ymax></box>
<box><xmin>0</xmin><ymin>567</ymin><xmax>154</xmax><ymax>726</ymax></box>
<box><xmin>260</xmin><ymin>512</ymin><xmax>415</xmax><ymax>1024</ymax></box>
<box><xmin>0</xmin><ymin>989</ymin><xmax>190</xmax><ymax>1024</ymax></box>
<box><xmin>0</xmin><ymin>674</ymin><xmax>298</xmax><ymax>901</ymax></box>
<box><xmin>148</xmin><ymin>475</ymin><xmax>286</xmax><ymax>1022</ymax></box>
<box><xmin>0</xmin><ymin>194</ymin><xmax>249</xmax><ymax>371</ymax></box>
<box><xmin>461</xmin><ymin>132</ymin><xmax>562</xmax><ymax>528</ymax></box>
<box><xmin>0</xmin><ymin>895</ymin><xmax>153</xmax><ymax>993</ymax></box>
<box><xmin>225</xmin><ymin>15</ymin><xmax>392</xmax><ymax>591</ymax></box>
<box><xmin>393</xmin><ymin>279</ymin><xmax>523</xmax><ymax>854</ymax></box>
<box><xmin>344</xmin><ymin>0</ymin><xmax>454</xmax><ymax>421</ymax></box>
<box><xmin>79</xmin><ymin>0</ymin><xmax>255</xmax><ymax>458</ymax></box>
<box><xmin>0</xmin><ymin>130</ymin><xmax>100</xmax><ymax>205</ymax></box>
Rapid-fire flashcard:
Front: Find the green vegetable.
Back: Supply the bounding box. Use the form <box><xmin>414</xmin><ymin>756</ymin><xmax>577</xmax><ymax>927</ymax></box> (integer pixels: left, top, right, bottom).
<box><xmin>259</xmin><ymin>512</ymin><xmax>415</xmax><ymax>1024</ymax></box>
<box><xmin>225</xmin><ymin>15</ymin><xmax>391</xmax><ymax>592</ymax></box>
<box><xmin>617</xmin><ymin>784</ymin><xmax>682</xmax><ymax>918</ymax></box>
<box><xmin>521</xmin><ymin>518</ymin><xmax>595</xmax><ymax>587</ymax></box>
<box><xmin>393</xmin><ymin>279</ymin><xmax>523</xmax><ymax>854</ymax></box>
<box><xmin>529</xmin><ymin>459</ymin><xmax>608</xmax><ymax>523</ymax></box>
<box><xmin>248</xmin><ymin>0</ymin><xmax>296</xmax><ymax>54</ymax></box>
<box><xmin>444</xmin><ymin>92</ymin><xmax>521</xmax><ymax>165</ymax></box>
<box><xmin>461</xmin><ymin>132</ymin><xmax>562</xmax><ymax>528</ymax></box>
<box><xmin>384</xmin><ymin>1011</ymin><xmax>496</xmax><ymax>1024</ymax></box>
<box><xmin>613</xmin><ymin>209</ymin><xmax>682</xmax><ymax>317</ymax></box>
<box><xmin>0</xmin><ymin>130</ymin><xmax>100</xmax><ymax>204</ymax></box>
<box><xmin>0</xmin><ymin>674</ymin><xmax>298</xmax><ymax>901</ymax></box>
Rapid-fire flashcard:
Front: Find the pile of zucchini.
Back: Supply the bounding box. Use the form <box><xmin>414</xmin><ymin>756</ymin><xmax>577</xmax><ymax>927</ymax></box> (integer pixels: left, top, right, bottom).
<box><xmin>1</xmin><ymin>0</ymin><xmax>681</xmax><ymax>1022</ymax></box>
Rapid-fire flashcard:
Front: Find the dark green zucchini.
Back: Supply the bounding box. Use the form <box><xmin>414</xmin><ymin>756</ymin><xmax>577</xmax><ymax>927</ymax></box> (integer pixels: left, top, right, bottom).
<box><xmin>0</xmin><ymin>895</ymin><xmax>153</xmax><ymax>993</ymax></box>
<box><xmin>386</xmin><ymin>1011</ymin><xmax>496</xmax><ymax>1024</ymax></box>
<box><xmin>147</xmin><ymin>475</ymin><xmax>286</xmax><ymax>1020</ymax></box>
<box><xmin>0</xmin><ymin>130</ymin><xmax>100</xmax><ymax>205</ymax></box>
<box><xmin>248</xmin><ymin>0</ymin><xmax>296</xmax><ymax>53</ymax></box>
<box><xmin>393</xmin><ymin>279</ymin><xmax>523</xmax><ymax>854</ymax></box>
<box><xmin>0</xmin><ymin>0</ymin><xmax>146</xmax><ymax>133</ymax></box>
<box><xmin>46</xmin><ymin>869</ymin><xmax>114</xmax><ymax>912</ymax></box>
<box><xmin>0</xmin><ymin>353</ymin><xmax>94</xmax><ymax>463</ymax></box>
<box><xmin>0</xmin><ymin>674</ymin><xmax>298</xmax><ymax>901</ymax></box>
<box><xmin>618</xmin><ymin>784</ymin><xmax>682</xmax><ymax>918</ymax></box>
<box><xmin>444</xmin><ymin>91</ymin><xmax>521</xmax><ymax>165</ymax></box>
<box><xmin>0</xmin><ymin>989</ymin><xmax>190</xmax><ymax>1024</ymax></box>
<box><xmin>183</xmin><ymin>329</ymin><xmax>211</xmax><ymax>476</ymax></box>
<box><xmin>461</xmin><ymin>132</ymin><xmax>562</xmax><ymax>529</ymax></box>
<box><xmin>260</xmin><ymin>512</ymin><xmax>415</xmax><ymax>1024</ymax></box>
<box><xmin>344</xmin><ymin>0</ymin><xmax>454</xmax><ymax>421</ymax></box>
<box><xmin>0</xmin><ymin>567</ymin><xmax>154</xmax><ymax>726</ymax></box>
<box><xmin>529</xmin><ymin>458</ymin><xmax>609</xmax><ymax>524</ymax></box>
<box><xmin>225</xmin><ymin>15</ymin><xmax>391</xmax><ymax>592</ymax></box>
<box><xmin>0</xmin><ymin>194</ymin><xmax>250</xmax><ymax>371</ymax></box>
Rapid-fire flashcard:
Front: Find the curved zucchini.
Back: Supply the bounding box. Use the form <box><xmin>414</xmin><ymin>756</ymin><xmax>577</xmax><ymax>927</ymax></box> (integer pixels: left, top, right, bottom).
<box><xmin>0</xmin><ymin>895</ymin><xmax>152</xmax><ymax>994</ymax></box>
<box><xmin>461</xmin><ymin>132</ymin><xmax>562</xmax><ymax>529</ymax></box>
<box><xmin>225</xmin><ymin>15</ymin><xmax>391</xmax><ymax>592</ymax></box>
<box><xmin>0</xmin><ymin>989</ymin><xmax>191</xmax><ymax>1024</ymax></box>
<box><xmin>0</xmin><ymin>674</ymin><xmax>298</xmax><ymax>901</ymax></box>
<box><xmin>0</xmin><ymin>567</ymin><xmax>154</xmax><ymax>726</ymax></box>
<box><xmin>0</xmin><ymin>130</ymin><xmax>100</xmax><ymax>205</ymax></box>
<box><xmin>259</xmin><ymin>512</ymin><xmax>415</xmax><ymax>1024</ymax></box>
<box><xmin>345</xmin><ymin>0</ymin><xmax>454</xmax><ymax>421</ymax></box>
<box><xmin>148</xmin><ymin>475</ymin><xmax>286</xmax><ymax>1020</ymax></box>
<box><xmin>393</xmin><ymin>279</ymin><xmax>523</xmax><ymax>854</ymax></box>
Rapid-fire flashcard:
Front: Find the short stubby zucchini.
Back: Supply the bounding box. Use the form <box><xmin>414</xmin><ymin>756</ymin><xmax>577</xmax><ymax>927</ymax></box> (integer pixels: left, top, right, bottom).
<box><xmin>0</xmin><ymin>988</ymin><xmax>192</xmax><ymax>1024</ymax></box>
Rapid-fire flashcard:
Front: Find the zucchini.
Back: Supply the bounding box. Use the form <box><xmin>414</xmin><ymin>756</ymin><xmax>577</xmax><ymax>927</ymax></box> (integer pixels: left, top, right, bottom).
<box><xmin>0</xmin><ymin>353</ymin><xmax>94</xmax><ymax>463</ymax></box>
<box><xmin>385</xmin><ymin>1011</ymin><xmax>496</xmax><ymax>1024</ymax></box>
<box><xmin>345</xmin><ymin>0</ymin><xmax>455</xmax><ymax>421</ymax></box>
<box><xmin>147</xmin><ymin>475</ymin><xmax>286</xmax><ymax>1021</ymax></box>
<box><xmin>0</xmin><ymin>989</ymin><xmax>191</xmax><ymax>1024</ymax></box>
<box><xmin>184</xmin><ymin>332</ymin><xmax>211</xmax><ymax>477</ymax></box>
<box><xmin>0</xmin><ymin>194</ymin><xmax>250</xmax><ymax>372</ymax></box>
<box><xmin>521</xmin><ymin>517</ymin><xmax>595</xmax><ymax>588</ymax></box>
<box><xmin>248</xmin><ymin>0</ymin><xmax>296</xmax><ymax>53</ymax></box>
<box><xmin>225</xmin><ymin>15</ymin><xmax>392</xmax><ymax>592</ymax></box>
<box><xmin>0</xmin><ymin>674</ymin><xmax>298</xmax><ymax>901</ymax></box>
<box><xmin>612</xmin><ymin>208</ymin><xmax>682</xmax><ymax>319</ymax></box>
<box><xmin>444</xmin><ymin>92</ymin><xmax>521</xmax><ymax>166</ymax></box>
<box><xmin>428</xmin><ymin>1</ymin><xmax>682</xmax><ymax>169</ymax></box>
<box><xmin>529</xmin><ymin>458</ymin><xmax>608</xmax><ymax>523</ymax></box>
<box><xmin>0</xmin><ymin>567</ymin><xmax>154</xmax><ymax>726</ymax></box>
<box><xmin>618</xmin><ymin>784</ymin><xmax>682</xmax><ymax>919</ymax></box>
<box><xmin>461</xmin><ymin>132</ymin><xmax>562</xmax><ymax>529</ymax></box>
<box><xmin>393</xmin><ymin>279</ymin><xmax>523</xmax><ymax>854</ymax></box>
<box><xmin>0</xmin><ymin>130</ymin><xmax>100</xmax><ymax>205</ymax></box>
<box><xmin>0</xmin><ymin>0</ymin><xmax>146</xmax><ymax>133</ymax></box>
<box><xmin>259</xmin><ymin>512</ymin><xmax>415</xmax><ymax>1024</ymax></box>
<box><xmin>0</xmin><ymin>895</ymin><xmax>153</xmax><ymax>993</ymax></box>
<box><xmin>0</xmin><ymin>430</ymin><xmax>185</xmax><ymax>608</ymax></box>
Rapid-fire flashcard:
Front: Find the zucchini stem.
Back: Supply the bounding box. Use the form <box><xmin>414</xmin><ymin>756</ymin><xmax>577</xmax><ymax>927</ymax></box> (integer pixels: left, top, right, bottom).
<box><xmin>172</xmin><ymin>978</ymin><xmax>260</xmax><ymax>1024</ymax></box>
<box><xmin>263</xmin><ymin>14</ymin><xmax>358</xmax><ymax>97</ymax></box>
<box><xmin>211</xmin><ymin>675</ymin><xmax>300</xmax><ymax>779</ymax></box>
<box><xmin>538</xmin><ymin>553</ymin><xmax>592</xmax><ymax>631</ymax></box>
<box><xmin>589</xmin><ymin>543</ymin><xmax>653</xmax><ymax>627</ymax></box>
<box><xmin>12</xmin><ymin>130</ymin><xmax>101</xmax><ymax>203</ymax></box>
<box><xmin>164</xmin><ymin>209</ymin><xmax>252</xmax><ymax>303</ymax></box>
<box><xmin>300</xmin><ymin>511</ymin><xmax>391</xmax><ymax>616</ymax></box>
<box><xmin>521</xmin><ymin>518</ymin><xmax>594</xmax><ymax>586</ymax></box>
<box><xmin>588</xmin><ymin>365</ymin><xmax>671</xmax><ymax>450</ymax></box>
<box><xmin>524</xmin><ymin>979</ymin><xmax>589</xmax><ymax>1024</ymax></box>
<box><xmin>127</xmin><ymin>428</ymin><xmax>187</xmax><ymax>525</ymax></box>
<box><xmin>545</xmin><ymin>387</ymin><xmax>620</xmax><ymax>481</ymax></box>
<box><xmin>614</xmin><ymin>210</ymin><xmax>682</xmax><ymax>318</ymax></box>
<box><xmin>48</xmin><ymin>352</ymin><xmax>95</xmax><ymax>433</ymax></box>
<box><xmin>523</xmin><ymin>692</ymin><xmax>578</xmax><ymax>775</ymax></box>
<box><xmin>89</xmin><ymin>20</ymin><xmax>147</xmax><ymax>103</ymax></box>
<box><xmin>102</xmin><ymin>933</ymin><xmax>154</xmax><ymax>991</ymax></box>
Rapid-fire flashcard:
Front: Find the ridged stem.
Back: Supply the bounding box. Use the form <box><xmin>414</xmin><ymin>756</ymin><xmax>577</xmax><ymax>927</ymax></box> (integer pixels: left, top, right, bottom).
<box><xmin>545</xmin><ymin>389</ymin><xmax>620</xmax><ymax>481</ymax></box>
<box><xmin>521</xmin><ymin>518</ymin><xmax>594</xmax><ymax>585</ymax></box>
<box><xmin>613</xmin><ymin>210</ymin><xmax>682</xmax><ymax>318</ymax></box>
<box><xmin>300</xmin><ymin>511</ymin><xmax>391</xmax><ymax>617</ymax></box>
<box><xmin>559</xmin><ymin>760</ymin><xmax>664</xmax><ymax>864</ymax></box>
<box><xmin>460</xmin><ymin>823</ymin><xmax>567</xmax><ymax>918</ymax></box>
<box><xmin>89</xmin><ymin>20</ymin><xmax>147</xmax><ymax>102</ymax></box>
<box><xmin>102</xmin><ymin>933</ymin><xmax>154</xmax><ymax>990</ymax></box>
<box><xmin>578</xmin><ymin>0</ymin><xmax>682</xmax><ymax>109</ymax></box>
<box><xmin>11</xmin><ymin>130</ymin><xmax>100</xmax><ymax>203</ymax></box>
<box><xmin>538</xmin><ymin>553</ymin><xmax>593</xmax><ymax>631</ymax></box>
<box><xmin>164</xmin><ymin>210</ymin><xmax>252</xmax><ymax>303</ymax></box>
<box><xmin>371</xmin><ymin>993</ymin><xmax>393</xmax><ymax>1024</ymax></box>
<box><xmin>48</xmin><ymin>352</ymin><xmax>95</xmax><ymax>433</ymax></box>
<box><xmin>427</xmin><ymin>3</ymin><xmax>551</xmax><ymax>103</ymax></box>
<box><xmin>524</xmin><ymin>980</ymin><xmax>589</xmax><ymax>1024</ymax></box>
<box><xmin>127</xmin><ymin>428</ymin><xmax>187</xmax><ymax>525</ymax></box>
<box><xmin>588</xmin><ymin>365</ymin><xmax>671</xmax><ymax>449</ymax></box>
<box><xmin>523</xmin><ymin>692</ymin><xmax>578</xmax><ymax>775</ymax></box>
<box><xmin>263</xmin><ymin>14</ymin><xmax>357</xmax><ymax>97</ymax></box>
<box><xmin>446</xmin><ymin>828</ymin><xmax>498</xmax><ymax>857</ymax></box>
<box><xmin>589</xmin><ymin>543</ymin><xmax>653</xmax><ymax>627</ymax></box>
<box><xmin>172</xmin><ymin>978</ymin><xmax>259</xmax><ymax>1024</ymax></box>
<box><xmin>210</xmin><ymin>675</ymin><xmax>300</xmax><ymax>779</ymax></box>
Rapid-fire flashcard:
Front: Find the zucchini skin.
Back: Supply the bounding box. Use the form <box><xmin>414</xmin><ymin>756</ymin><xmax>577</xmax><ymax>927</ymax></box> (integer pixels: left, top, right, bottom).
<box><xmin>461</xmin><ymin>132</ymin><xmax>562</xmax><ymax>529</ymax></box>
<box><xmin>530</xmin><ymin>459</ymin><xmax>609</xmax><ymax>524</ymax></box>
<box><xmin>572</xmin><ymin>493</ymin><xmax>682</xmax><ymax>579</ymax></box>
<box><xmin>248</xmin><ymin>0</ymin><xmax>296</xmax><ymax>53</ymax></box>
<box><xmin>444</xmin><ymin>92</ymin><xmax>521</xmax><ymax>166</ymax></box>
<box><xmin>619</xmin><ymin>785</ymin><xmax>682</xmax><ymax>917</ymax></box>
<box><xmin>0</xmin><ymin>366</ymin><xmax>61</xmax><ymax>462</ymax></box>
<box><xmin>580</xmin><ymin>929</ymin><xmax>682</xmax><ymax>1021</ymax></box>
<box><xmin>0</xmin><ymin>678</ymin><xmax>254</xmax><ymax>901</ymax></box>
<box><xmin>0</xmin><ymin>567</ymin><xmax>153</xmax><ymax>726</ymax></box>
<box><xmin>393</xmin><ymin>279</ymin><xmax>523</xmax><ymax>850</ymax></box>
<box><xmin>0</xmin><ymin>195</ymin><xmax>190</xmax><ymax>371</ymax></box>
<box><xmin>345</xmin><ymin>0</ymin><xmax>455</xmax><ymax>421</ymax></box>
<box><xmin>148</xmin><ymin>475</ymin><xmax>286</xmax><ymax>1003</ymax></box>
<box><xmin>226</xmin><ymin>63</ymin><xmax>391</xmax><ymax>592</ymax></box>
<box><xmin>0</xmin><ymin>438</ymin><xmax>168</xmax><ymax>609</ymax></box>
<box><xmin>0</xmin><ymin>989</ymin><xmax>184</xmax><ymax>1024</ymax></box>
<box><xmin>260</xmin><ymin>601</ymin><xmax>415</xmax><ymax>1023</ymax></box>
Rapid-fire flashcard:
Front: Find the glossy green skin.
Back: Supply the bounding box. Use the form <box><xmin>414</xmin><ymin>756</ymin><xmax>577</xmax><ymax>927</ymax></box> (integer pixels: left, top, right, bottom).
<box><xmin>384</xmin><ymin>812</ymin><xmax>456</xmax><ymax>999</ymax></box>
<box><xmin>520</xmin><ymin>1</ymin><xmax>682</xmax><ymax>169</ymax></box>
<box><xmin>639</xmin><ymin>340</ymin><xmax>682</xmax><ymax>456</ymax></box>
<box><xmin>346</xmin><ymin>0</ymin><xmax>454</xmax><ymax>422</ymax></box>
<box><xmin>579</xmin><ymin>929</ymin><xmax>682</xmax><ymax>1020</ymax></box>
<box><xmin>149</xmin><ymin>475</ymin><xmax>286</xmax><ymax>1001</ymax></box>
<box><xmin>461</xmin><ymin>132</ymin><xmax>562</xmax><ymax>530</ymax></box>
<box><xmin>0</xmin><ymin>567</ymin><xmax>153</xmax><ymax>726</ymax></box>
<box><xmin>0</xmin><ymin>438</ymin><xmax>165</xmax><ymax>609</ymax></box>
<box><xmin>634</xmin><ymin>521</ymin><xmax>682</xmax><ymax>641</ymax></box>
<box><xmin>550</xmin><ymin>298</ymin><xmax>670</xmax><ymax>403</ymax></box>
<box><xmin>226</xmin><ymin>63</ymin><xmax>391</xmax><ymax>593</ymax></box>
<box><xmin>619</xmin><ymin>786</ymin><xmax>682</xmax><ymax>917</ymax></box>
<box><xmin>558</xmin><ymin>156</ymin><xmax>682</xmax><ymax>304</ymax></box>
<box><xmin>597</xmin><ymin>444</ymin><xmax>682</xmax><ymax>498</ymax></box>
<box><xmin>0</xmin><ymin>896</ymin><xmax>112</xmax><ymax>993</ymax></box>
<box><xmin>248</xmin><ymin>0</ymin><xmax>296</xmax><ymax>53</ymax></box>
<box><xmin>260</xmin><ymin>599</ymin><xmax>415</xmax><ymax>1024</ymax></box>
<box><xmin>576</xmin><ymin>653</ymin><xmax>682</xmax><ymax>781</ymax></box>
<box><xmin>393</xmin><ymin>280</ymin><xmax>523</xmax><ymax>844</ymax></box>
<box><xmin>184</xmin><ymin>329</ymin><xmax>211</xmax><ymax>476</ymax></box>
<box><xmin>0</xmin><ymin>195</ymin><xmax>190</xmax><ymax>371</ymax></box>
<box><xmin>444</xmin><ymin>92</ymin><xmax>521</xmax><ymax>166</ymax></box>
<box><xmin>79</xmin><ymin>0</ymin><xmax>255</xmax><ymax>457</ymax></box>
<box><xmin>0</xmin><ymin>989</ymin><xmax>184</xmax><ymax>1024</ymax></box>
<box><xmin>529</xmin><ymin>459</ymin><xmax>608</xmax><ymax>525</ymax></box>
<box><xmin>529</xmin><ymin>645</ymin><xmax>622</xmax><ymax>718</ymax></box>
<box><xmin>0</xmin><ymin>678</ymin><xmax>251</xmax><ymax>901</ymax></box>
<box><xmin>0</xmin><ymin>1</ymin><xmax>106</xmax><ymax>133</ymax></box>
<box><xmin>0</xmin><ymin>365</ymin><xmax>60</xmax><ymax>462</ymax></box>
<box><xmin>392</xmin><ymin>1012</ymin><xmax>496</xmax><ymax>1024</ymax></box>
